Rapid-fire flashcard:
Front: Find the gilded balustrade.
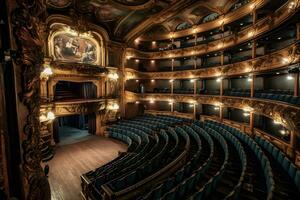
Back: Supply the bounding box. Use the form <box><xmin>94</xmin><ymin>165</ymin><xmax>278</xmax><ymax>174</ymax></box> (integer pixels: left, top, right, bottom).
<box><xmin>125</xmin><ymin>43</ymin><xmax>300</xmax><ymax>80</ymax></box>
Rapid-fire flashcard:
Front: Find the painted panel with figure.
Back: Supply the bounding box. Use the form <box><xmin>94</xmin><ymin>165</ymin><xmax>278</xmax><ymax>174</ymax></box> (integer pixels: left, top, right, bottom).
<box><xmin>52</xmin><ymin>33</ymin><xmax>98</xmax><ymax>64</ymax></box>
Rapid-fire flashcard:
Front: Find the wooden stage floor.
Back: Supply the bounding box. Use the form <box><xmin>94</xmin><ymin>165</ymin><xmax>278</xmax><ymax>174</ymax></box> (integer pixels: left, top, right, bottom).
<box><xmin>46</xmin><ymin>135</ymin><xmax>127</xmax><ymax>200</ymax></box>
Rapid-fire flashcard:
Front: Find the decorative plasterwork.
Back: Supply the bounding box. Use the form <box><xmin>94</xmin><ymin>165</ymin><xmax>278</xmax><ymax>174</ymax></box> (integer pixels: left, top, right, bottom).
<box><xmin>50</xmin><ymin>61</ymin><xmax>108</xmax><ymax>76</ymax></box>
<box><xmin>126</xmin><ymin>1</ymin><xmax>300</xmax><ymax>59</ymax></box>
<box><xmin>125</xmin><ymin>43</ymin><xmax>300</xmax><ymax>79</ymax></box>
<box><xmin>11</xmin><ymin>0</ymin><xmax>51</xmax><ymax>199</ymax></box>
<box><xmin>41</xmin><ymin>99</ymin><xmax>118</xmax><ymax>116</ymax></box>
<box><xmin>125</xmin><ymin>91</ymin><xmax>300</xmax><ymax>133</ymax></box>
<box><xmin>54</xmin><ymin>101</ymin><xmax>106</xmax><ymax>116</ymax></box>
<box><xmin>138</xmin><ymin>0</ymin><xmax>268</xmax><ymax>41</ymax></box>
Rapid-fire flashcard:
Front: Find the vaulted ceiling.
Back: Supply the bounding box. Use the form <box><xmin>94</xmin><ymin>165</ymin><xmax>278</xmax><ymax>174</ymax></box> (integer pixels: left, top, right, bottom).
<box><xmin>46</xmin><ymin>0</ymin><xmax>240</xmax><ymax>42</ymax></box>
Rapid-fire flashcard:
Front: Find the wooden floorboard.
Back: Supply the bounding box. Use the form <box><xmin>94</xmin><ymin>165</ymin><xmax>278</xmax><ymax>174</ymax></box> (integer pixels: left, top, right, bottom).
<box><xmin>46</xmin><ymin>135</ymin><xmax>127</xmax><ymax>200</ymax></box>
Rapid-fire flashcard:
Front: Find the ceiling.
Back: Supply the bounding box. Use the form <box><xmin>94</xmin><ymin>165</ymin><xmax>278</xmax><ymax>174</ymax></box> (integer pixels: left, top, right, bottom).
<box><xmin>46</xmin><ymin>0</ymin><xmax>240</xmax><ymax>42</ymax></box>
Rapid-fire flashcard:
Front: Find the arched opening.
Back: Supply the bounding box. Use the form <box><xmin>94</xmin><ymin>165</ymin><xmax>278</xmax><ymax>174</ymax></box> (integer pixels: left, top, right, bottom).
<box><xmin>201</xmin><ymin>12</ymin><xmax>219</xmax><ymax>23</ymax></box>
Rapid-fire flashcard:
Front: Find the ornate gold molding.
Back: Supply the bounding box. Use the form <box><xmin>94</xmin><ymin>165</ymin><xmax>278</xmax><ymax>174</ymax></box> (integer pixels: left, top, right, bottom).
<box><xmin>41</xmin><ymin>99</ymin><xmax>119</xmax><ymax>116</ymax></box>
<box><xmin>125</xmin><ymin>43</ymin><xmax>300</xmax><ymax>79</ymax></box>
<box><xmin>138</xmin><ymin>0</ymin><xmax>268</xmax><ymax>41</ymax></box>
<box><xmin>126</xmin><ymin>0</ymin><xmax>300</xmax><ymax>59</ymax></box>
<box><xmin>11</xmin><ymin>0</ymin><xmax>51</xmax><ymax>199</ymax></box>
<box><xmin>125</xmin><ymin>91</ymin><xmax>300</xmax><ymax>133</ymax></box>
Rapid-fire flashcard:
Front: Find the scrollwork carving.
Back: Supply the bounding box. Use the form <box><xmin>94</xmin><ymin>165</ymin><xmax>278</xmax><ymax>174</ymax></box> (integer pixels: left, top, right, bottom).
<box><xmin>12</xmin><ymin>0</ymin><xmax>51</xmax><ymax>199</ymax></box>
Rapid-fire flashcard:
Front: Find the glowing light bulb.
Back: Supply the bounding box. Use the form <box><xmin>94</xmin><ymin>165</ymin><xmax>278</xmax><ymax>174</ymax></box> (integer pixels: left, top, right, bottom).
<box><xmin>47</xmin><ymin>111</ymin><xmax>55</xmax><ymax>120</ymax></box>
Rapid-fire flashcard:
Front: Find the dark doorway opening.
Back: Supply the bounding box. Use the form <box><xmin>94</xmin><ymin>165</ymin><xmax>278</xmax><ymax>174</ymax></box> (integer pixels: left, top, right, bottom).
<box><xmin>53</xmin><ymin>114</ymin><xmax>96</xmax><ymax>145</ymax></box>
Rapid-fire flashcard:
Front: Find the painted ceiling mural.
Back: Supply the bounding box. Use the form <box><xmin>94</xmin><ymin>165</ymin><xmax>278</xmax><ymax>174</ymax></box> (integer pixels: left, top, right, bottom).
<box><xmin>46</xmin><ymin>0</ymin><xmax>239</xmax><ymax>41</ymax></box>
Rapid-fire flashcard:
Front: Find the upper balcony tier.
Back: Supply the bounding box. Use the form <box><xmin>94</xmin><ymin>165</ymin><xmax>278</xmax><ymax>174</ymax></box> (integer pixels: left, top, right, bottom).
<box><xmin>126</xmin><ymin>1</ymin><xmax>300</xmax><ymax>59</ymax></box>
<box><xmin>125</xmin><ymin>42</ymin><xmax>300</xmax><ymax>80</ymax></box>
<box><xmin>134</xmin><ymin>0</ymin><xmax>274</xmax><ymax>42</ymax></box>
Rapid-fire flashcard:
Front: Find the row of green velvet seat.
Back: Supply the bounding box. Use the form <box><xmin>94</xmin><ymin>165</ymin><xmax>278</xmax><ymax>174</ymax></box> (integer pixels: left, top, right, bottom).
<box><xmin>105</xmin><ymin>130</ymin><xmax>170</xmax><ymax>191</ymax></box>
<box><xmin>138</xmin><ymin>126</ymin><xmax>199</xmax><ymax>199</ymax></box>
<box><xmin>202</xmin><ymin>122</ymin><xmax>247</xmax><ymax>200</ymax></box>
<box><xmin>254</xmin><ymin>135</ymin><xmax>300</xmax><ymax>191</ymax></box>
<box><xmin>99</xmin><ymin>127</ymin><xmax>190</xmax><ymax>197</ymax></box>
<box><xmin>116</xmin><ymin>121</ymin><xmax>153</xmax><ymax>134</ymax></box>
<box><xmin>85</xmin><ymin>128</ymin><xmax>145</xmax><ymax>180</ymax></box>
<box><xmin>91</xmin><ymin>127</ymin><xmax>154</xmax><ymax>191</ymax></box>
<box><xmin>206</xmin><ymin>120</ymin><xmax>275</xmax><ymax>199</ymax></box>
<box><xmin>153</xmin><ymin>123</ymin><xmax>229</xmax><ymax>200</ymax></box>
<box><xmin>142</xmin><ymin>125</ymin><xmax>208</xmax><ymax>200</ymax></box>
<box><xmin>92</xmin><ymin>118</ymin><xmax>190</xmax><ymax>198</ymax></box>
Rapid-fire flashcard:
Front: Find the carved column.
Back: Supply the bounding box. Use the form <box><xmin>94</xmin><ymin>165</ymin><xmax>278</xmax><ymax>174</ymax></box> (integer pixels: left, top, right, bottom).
<box><xmin>220</xmin><ymin>51</ymin><xmax>224</xmax><ymax>66</ymax></box>
<box><xmin>96</xmin><ymin>113</ymin><xmax>104</xmax><ymax>136</ymax></box>
<box><xmin>294</xmin><ymin>72</ymin><xmax>299</xmax><ymax>96</ymax></box>
<box><xmin>193</xmin><ymin>104</ymin><xmax>196</xmax><ymax>120</ymax></box>
<box><xmin>40</xmin><ymin>79</ymin><xmax>48</xmax><ymax>100</ymax></box>
<box><xmin>193</xmin><ymin>80</ymin><xmax>197</xmax><ymax>95</ymax></box>
<box><xmin>193</xmin><ymin>56</ymin><xmax>197</xmax><ymax>69</ymax></box>
<box><xmin>252</xmin><ymin>40</ymin><xmax>256</xmax><ymax>59</ymax></box>
<box><xmin>171</xmin><ymin>59</ymin><xmax>174</xmax><ymax>71</ymax></box>
<box><xmin>252</xmin><ymin>10</ymin><xmax>257</xmax><ymax>24</ymax></box>
<box><xmin>251</xmin><ymin>75</ymin><xmax>255</xmax><ymax>98</ymax></box>
<box><xmin>290</xmin><ymin>130</ymin><xmax>298</xmax><ymax>162</ymax></box>
<box><xmin>48</xmin><ymin>79</ymin><xmax>57</xmax><ymax>101</ymax></box>
<box><xmin>219</xmin><ymin>106</ymin><xmax>223</xmax><ymax>122</ymax></box>
<box><xmin>170</xmin><ymin>103</ymin><xmax>173</xmax><ymax>112</ymax></box>
<box><xmin>220</xmin><ymin>79</ymin><xmax>223</xmax><ymax>96</ymax></box>
<box><xmin>249</xmin><ymin>112</ymin><xmax>254</xmax><ymax>134</ymax></box>
<box><xmin>170</xmin><ymin>81</ymin><xmax>174</xmax><ymax>94</ymax></box>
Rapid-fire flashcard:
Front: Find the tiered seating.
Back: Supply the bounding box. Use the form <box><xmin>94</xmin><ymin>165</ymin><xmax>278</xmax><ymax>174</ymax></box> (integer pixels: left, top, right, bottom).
<box><xmin>255</xmin><ymin>135</ymin><xmax>300</xmax><ymax>199</ymax></box>
<box><xmin>201</xmin><ymin>122</ymin><xmax>248</xmax><ymax>200</ymax></box>
<box><xmin>81</xmin><ymin>115</ymin><xmax>300</xmax><ymax>200</ymax></box>
<box><xmin>205</xmin><ymin>120</ymin><xmax>275</xmax><ymax>199</ymax></box>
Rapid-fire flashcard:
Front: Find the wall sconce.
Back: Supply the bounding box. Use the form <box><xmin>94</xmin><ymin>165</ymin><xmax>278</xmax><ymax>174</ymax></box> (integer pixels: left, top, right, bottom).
<box><xmin>169</xmin><ymin>32</ymin><xmax>174</xmax><ymax>39</ymax></box>
<box><xmin>273</xmin><ymin>120</ymin><xmax>281</xmax><ymax>125</ymax></box>
<box><xmin>40</xmin><ymin>111</ymin><xmax>55</xmax><ymax>122</ymax></box>
<box><xmin>214</xmin><ymin>106</ymin><xmax>220</xmax><ymax>110</ymax></box>
<box><xmin>216</xmin><ymin>77</ymin><xmax>222</xmax><ymax>82</ymax></box>
<box><xmin>247</xmin><ymin>77</ymin><xmax>253</xmax><ymax>82</ymax></box>
<box><xmin>169</xmin><ymin>79</ymin><xmax>174</xmax><ymax>83</ymax></box>
<box><xmin>134</xmin><ymin>38</ymin><xmax>140</xmax><ymax>44</ymax></box>
<box><xmin>288</xmin><ymin>1</ymin><xmax>295</xmax><ymax>9</ymax></box>
<box><xmin>151</xmin><ymin>79</ymin><xmax>155</xmax><ymax>82</ymax></box>
<box><xmin>152</xmin><ymin>41</ymin><xmax>156</xmax><ymax>45</ymax></box>
<box><xmin>151</xmin><ymin>60</ymin><xmax>155</xmax><ymax>64</ymax></box>
<box><xmin>135</xmin><ymin>59</ymin><xmax>139</xmax><ymax>63</ymax></box>
<box><xmin>136</xmin><ymin>79</ymin><xmax>139</xmax><ymax>82</ymax></box>
<box><xmin>149</xmin><ymin>99</ymin><xmax>155</xmax><ymax>104</ymax></box>
<box><xmin>287</xmin><ymin>75</ymin><xmax>294</xmax><ymax>80</ymax></box>
<box><xmin>190</xmin><ymin>79</ymin><xmax>195</xmax><ymax>83</ymax></box>
<box><xmin>108</xmin><ymin>103</ymin><xmax>119</xmax><ymax>110</ymax></box>
<box><xmin>108</xmin><ymin>73</ymin><xmax>119</xmax><ymax>80</ymax></box>
<box><xmin>282</xmin><ymin>57</ymin><xmax>290</xmax><ymax>64</ymax></box>
<box><xmin>40</xmin><ymin>65</ymin><xmax>53</xmax><ymax>80</ymax></box>
<box><xmin>243</xmin><ymin>112</ymin><xmax>250</xmax><ymax>117</ymax></box>
<box><xmin>135</xmin><ymin>101</ymin><xmax>140</xmax><ymax>104</ymax></box>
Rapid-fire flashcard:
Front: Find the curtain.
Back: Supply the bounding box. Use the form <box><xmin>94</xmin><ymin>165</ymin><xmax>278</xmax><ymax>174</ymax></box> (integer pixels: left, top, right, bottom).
<box><xmin>88</xmin><ymin>114</ymin><xmax>96</xmax><ymax>134</ymax></box>
<box><xmin>52</xmin><ymin>118</ymin><xmax>60</xmax><ymax>143</ymax></box>
<box><xmin>80</xmin><ymin>82</ymin><xmax>97</xmax><ymax>99</ymax></box>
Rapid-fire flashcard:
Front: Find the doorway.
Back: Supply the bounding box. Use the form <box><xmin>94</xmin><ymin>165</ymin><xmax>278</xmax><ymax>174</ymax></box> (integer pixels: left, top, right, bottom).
<box><xmin>53</xmin><ymin>113</ymin><xmax>96</xmax><ymax>145</ymax></box>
